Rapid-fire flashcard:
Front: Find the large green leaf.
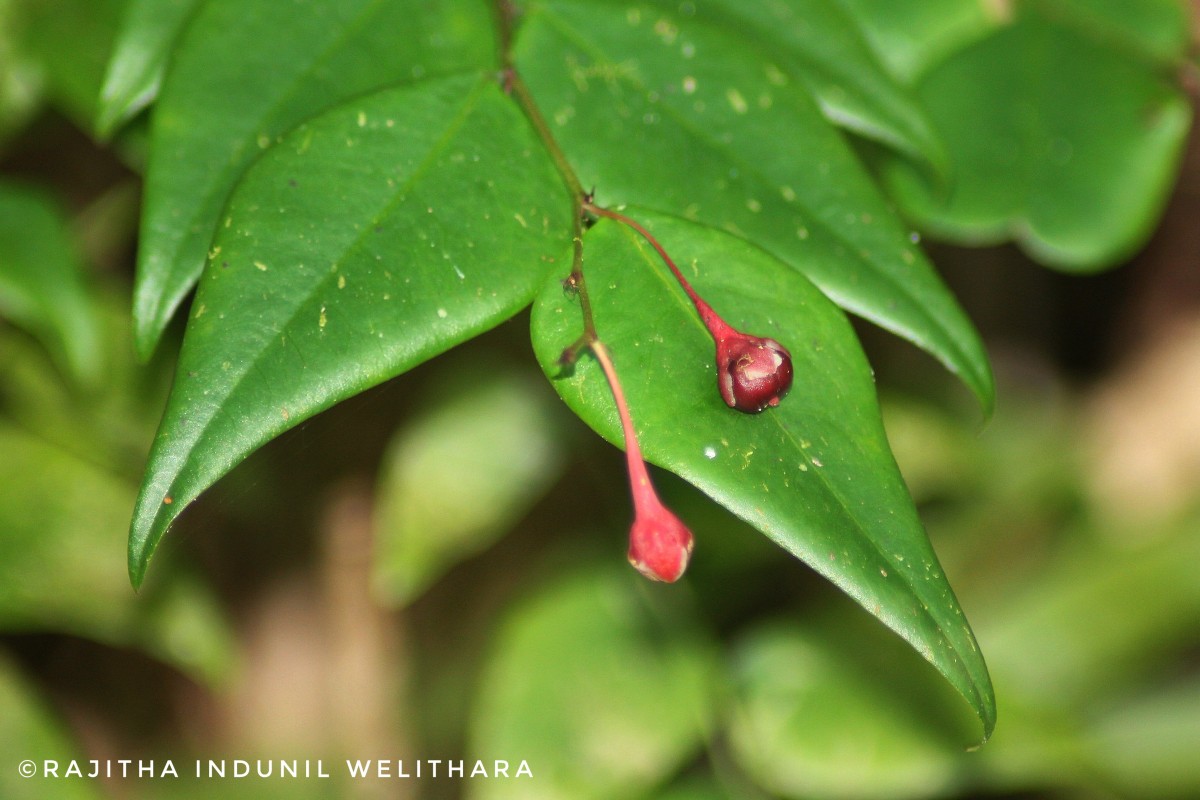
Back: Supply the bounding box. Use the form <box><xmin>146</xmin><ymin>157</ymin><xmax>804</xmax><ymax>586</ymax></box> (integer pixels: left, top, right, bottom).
<box><xmin>530</xmin><ymin>210</ymin><xmax>995</xmax><ymax>739</ymax></box>
<box><xmin>94</xmin><ymin>0</ymin><xmax>203</xmax><ymax>139</ymax></box>
<box><xmin>132</xmin><ymin>0</ymin><xmax>494</xmax><ymax>357</ymax></box>
<box><xmin>880</xmin><ymin>9</ymin><xmax>1191</xmax><ymax>270</ymax></box>
<box><xmin>515</xmin><ymin>0</ymin><xmax>994</xmax><ymax>410</ymax></box>
<box><xmin>0</xmin><ymin>182</ymin><xmax>101</xmax><ymax>386</ymax></box>
<box><xmin>1028</xmin><ymin>0</ymin><xmax>1190</xmax><ymax>64</ymax></box>
<box><xmin>833</xmin><ymin>0</ymin><xmax>997</xmax><ymax>83</ymax></box>
<box><xmin>702</xmin><ymin>0</ymin><xmax>946</xmax><ymax>170</ymax></box>
<box><xmin>129</xmin><ymin>74</ymin><xmax>572</xmax><ymax>586</ymax></box>
<box><xmin>468</xmin><ymin>569</ymin><xmax>716</xmax><ymax>800</ymax></box>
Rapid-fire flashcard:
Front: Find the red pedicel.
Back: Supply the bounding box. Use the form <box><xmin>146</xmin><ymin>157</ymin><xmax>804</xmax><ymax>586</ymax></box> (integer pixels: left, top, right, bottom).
<box><xmin>586</xmin><ymin>204</ymin><xmax>793</xmax><ymax>413</ymax></box>
<box><xmin>591</xmin><ymin>340</ymin><xmax>694</xmax><ymax>582</ymax></box>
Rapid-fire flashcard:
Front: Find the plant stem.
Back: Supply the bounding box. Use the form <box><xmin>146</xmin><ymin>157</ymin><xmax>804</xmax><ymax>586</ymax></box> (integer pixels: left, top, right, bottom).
<box><xmin>494</xmin><ymin>1</ymin><xmax>594</xmax><ymax>361</ymax></box>
<box><xmin>582</xmin><ymin>201</ymin><xmax>734</xmax><ymax>341</ymax></box>
<box><xmin>590</xmin><ymin>339</ymin><xmax>654</xmax><ymax>503</ymax></box>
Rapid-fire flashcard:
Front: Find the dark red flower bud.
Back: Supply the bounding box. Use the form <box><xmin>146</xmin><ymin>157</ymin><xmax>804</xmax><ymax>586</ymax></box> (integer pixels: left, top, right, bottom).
<box><xmin>628</xmin><ymin>499</ymin><xmax>694</xmax><ymax>583</ymax></box>
<box><xmin>582</xmin><ymin>202</ymin><xmax>794</xmax><ymax>414</ymax></box>
<box><xmin>716</xmin><ymin>334</ymin><xmax>794</xmax><ymax>412</ymax></box>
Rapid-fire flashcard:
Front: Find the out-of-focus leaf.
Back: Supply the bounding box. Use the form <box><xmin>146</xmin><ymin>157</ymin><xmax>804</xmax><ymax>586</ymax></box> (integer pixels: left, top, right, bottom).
<box><xmin>1086</xmin><ymin>679</ymin><xmax>1200</xmax><ymax>798</ymax></box>
<box><xmin>701</xmin><ymin>0</ymin><xmax>946</xmax><ymax>170</ymax></box>
<box><xmin>728</xmin><ymin>624</ymin><xmax>964</xmax><ymax>800</ymax></box>
<box><xmin>15</xmin><ymin>0</ymin><xmax>123</xmax><ymax>126</ymax></box>
<box><xmin>0</xmin><ymin>656</ymin><xmax>102</xmax><ymax>800</ymax></box>
<box><xmin>94</xmin><ymin>0</ymin><xmax>203</xmax><ymax>139</ymax></box>
<box><xmin>979</xmin><ymin>527</ymin><xmax>1200</xmax><ymax>711</ymax></box>
<box><xmin>373</xmin><ymin>369</ymin><xmax>566</xmax><ymax>605</ymax></box>
<box><xmin>531</xmin><ymin>211</ymin><xmax>995</xmax><ymax>740</ymax></box>
<box><xmin>880</xmin><ymin>9</ymin><xmax>1191</xmax><ymax>270</ymax></box>
<box><xmin>0</xmin><ymin>0</ymin><xmax>42</xmax><ymax>147</ymax></box>
<box><xmin>833</xmin><ymin>0</ymin><xmax>997</xmax><ymax>83</ymax></box>
<box><xmin>129</xmin><ymin>74</ymin><xmax>571</xmax><ymax>586</ymax></box>
<box><xmin>0</xmin><ymin>422</ymin><xmax>233</xmax><ymax>685</ymax></box>
<box><xmin>0</xmin><ymin>182</ymin><xmax>101</xmax><ymax>387</ymax></box>
<box><xmin>0</xmin><ymin>286</ymin><xmax>171</xmax><ymax>478</ymax></box>
<box><xmin>654</xmin><ymin>780</ymin><xmax>730</xmax><ymax>800</ymax></box>
<box><xmin>468</xmin><ymin>569</ymin><xmax>715</xmax><ymax>800</ymax></box>
<box><xmin>1029</xmin><ymin>0</ymin><xmax>1190</xmax><ymax>64</ymax></box>
<box><xmin>515</xmin><ymin>0</ymin><xmax>994</xmax><ymax>410</ymax></box>
<box><xmin>133</xmin><ymin>0</ymin><xmax>494</xmax><ymax>358</ymax></box>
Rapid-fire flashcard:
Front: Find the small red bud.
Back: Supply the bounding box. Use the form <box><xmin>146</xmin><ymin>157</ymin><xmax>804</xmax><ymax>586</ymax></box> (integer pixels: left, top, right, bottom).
<box><xmin>579</xmin><ymin>203</ymin><xmax>794</xmax><ymax>415</ymax></box>
<box><xmin>591</xmin><ymin>340</ymin><xmax>696</xmax><ymax>583</ymax></box>
<box><xmin>628</xmin><ymin>501</ymin><xmax>694</xmax><ymax>583</ymax></box>
<box><xmin>716</xmin><ymin>334</ymin><xmax>794</xmax><ymax>413</ymax></box>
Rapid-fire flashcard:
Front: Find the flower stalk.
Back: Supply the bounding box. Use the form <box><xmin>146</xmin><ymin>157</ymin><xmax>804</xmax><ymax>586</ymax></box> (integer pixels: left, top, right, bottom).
<box><xmin>583</xmin><ymin>201</ymin><xmax>794</xmax><ymax>412</ymax></box>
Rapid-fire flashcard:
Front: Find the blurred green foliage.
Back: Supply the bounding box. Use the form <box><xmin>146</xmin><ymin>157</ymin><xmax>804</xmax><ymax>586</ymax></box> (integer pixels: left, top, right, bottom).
<box><xmin>1</xmin><ymin>1</ymin><xmax>1197</xmax><ymax>799</ymax></box>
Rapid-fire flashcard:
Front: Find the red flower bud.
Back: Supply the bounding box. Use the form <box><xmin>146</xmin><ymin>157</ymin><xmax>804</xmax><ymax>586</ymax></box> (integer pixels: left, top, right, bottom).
<box><xmin>591</xmin><ymin>340</ymin><xmax>696</xmax><ymax>583</ymax></box>
<box><xmin>628</xmin><ymin>499</ymin><xmax>694</xmax><ymax>583</ymax></box>
<box><xmin>581</xmin><ymin>203</ymin><xmax>794</xmax><ymax>414</ymax></box>
<box><xmin>716</xmin><ymin>334</ymin><xmax>794</xmax><ymax>412</ymax></box>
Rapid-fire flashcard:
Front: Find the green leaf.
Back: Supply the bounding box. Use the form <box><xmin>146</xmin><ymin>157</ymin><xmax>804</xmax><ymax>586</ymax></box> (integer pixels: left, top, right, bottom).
<box><xmin>132</xmin><ymin>0</ymin><xmax>495</xmax><ymax>358</ymax></box>
<box><xmin>880</xmin><ymin>9</ymin><xmax>1192</xmax><ymax>270</ymax></box>
<box><xmin>94</xmin><ymin>0</ymin><xmax>203</xmax><ymax>139</ymax></box>
<box><xmin>0</xmin><ymin>0</ymin><xmax>42</xmax><ymax>147</ymax></box>
<box><xmin>1086</xmin><ymin>679</ymin><xmax>1200</xmax><ymax>798</ymax></box>
<box><xmin>1028</xmin><ymin>0</ymin><xmax>1191</xmax><ymax>65</ymax></box>
<box><xmin>0</xmin><ymin>656</ymin><xmax>104</xmax><ymax>800</ymax></box>
<box><xmin>129</xmin><ymin>74</ymin><xmax>572</xmax><ymax>586</ymax></box>
<box><xmin>728</xmin><ymin>624</ymin><xmax>964</xmax><ymax>800</ymax></box>
<box><xmin>531</xmin><ymin>211</ymin><xmax>995</xmax><ymax>739</ymax></box>
<box><xmin>0</xmin><ymin>421</ymin><xmax>233</xmax><ymax>685</ymax></box>
<box><xmin>981</xmin><ymin>526</ymin><xmax>1200</xmax><ymax>711</ymax></box>
<box><xmin>13</xmin><ymin>0</ymin><xmax>123</xmax><ymax>127</ymax></box>
<box><xmin>515</xmin><ymin>0</ymin><xmax>993</xmax><ymax>410</ymax></box>
<box><xmin>373</xmin><ymin>368</ymin><xmax>566</xmax><ymax>606</ymax></box>
<box><xmin>833</xmin><ymin>0</ymin><xmax>997</xmax><ymax>83</ymax></box>
<box><xmin>467</xmin><ymin>569</ymin><xmax>716</xmax><ymax>800</ymax></box>
<box><xmin>702</xmin><ymin>0</ymin><xmax>947</xmax><ymax>171</ymax></box>
<box><xmin>0</xmin><ymin>181</ymin><xmax>102</xmax><ymax>387</ymax></box>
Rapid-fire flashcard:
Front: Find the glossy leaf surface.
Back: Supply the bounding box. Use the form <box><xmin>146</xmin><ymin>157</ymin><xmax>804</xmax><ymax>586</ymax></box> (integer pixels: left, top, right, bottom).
<box><xmin>834</xmin><ymin>0</ymin><xmax>996</xmax><ymax>83</ymax></box>
<box><xmin>531</xmin><ymin>211</ymin><xmax>995</xmax><ymax>739</ymax></box>
<box><xmin>695</xmin><ymin>0</ymin><xmax>945</xmax><ymax>168</ymax></box>
<box><xmin>95</xmin><ymin>0</ymin><xmax>202</xmax><ymax>139</ymax></box>
<box><xmin>133</xmin><ymin>0</ymin><xmax>494</xmax><ymax>357</ymax></box>
<box><xmin>881</xmin><ymin>9</ymin><xmax>1191</xmax><ymax>269</ymax></box>
<box><xmin>129</xmin><ymin>74</ymin><xmax>572</xmax><ymax>585</ymax></box>
<box><xmin>516</xmin><ymin>0</ymin><xmax>993</xmax><ymax>409</ymax></box>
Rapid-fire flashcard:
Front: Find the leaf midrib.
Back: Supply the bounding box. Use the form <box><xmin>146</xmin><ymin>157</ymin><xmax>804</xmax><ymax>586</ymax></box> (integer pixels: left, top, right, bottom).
<box><xmin>142</xmin><ymin>77</ymin><xmax>491</xmax><ymax>540</ymax></box>
<box><xmin>598</xmin><ymin>212</ymin><xmax>986</xmax><ymax>719</ymax></box>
